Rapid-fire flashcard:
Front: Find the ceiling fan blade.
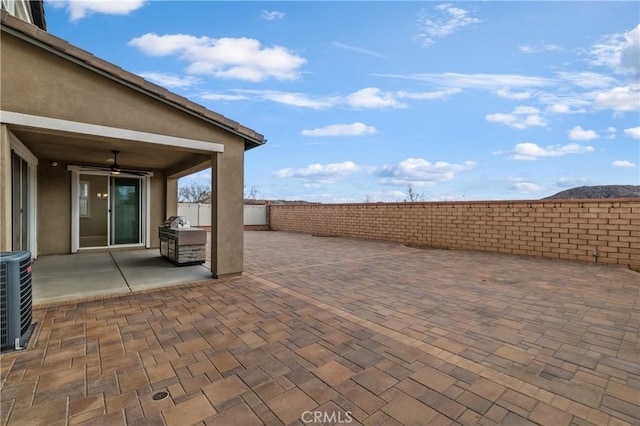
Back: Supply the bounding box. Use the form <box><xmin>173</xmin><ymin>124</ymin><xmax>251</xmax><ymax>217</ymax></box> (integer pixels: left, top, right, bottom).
<box><xmin>73</xmin><ymin>150</ymin><xmax>149</xmax><ymax>176</ymax></box>
<box><xmin>121</xmin><ymin>170</ymin><xmax>146</xmax><ymax>176</ymax></box>
<box><xmin>80</xmin><ymin>165</ymin><xmax>111</xmax><ymax>171</ymax></box>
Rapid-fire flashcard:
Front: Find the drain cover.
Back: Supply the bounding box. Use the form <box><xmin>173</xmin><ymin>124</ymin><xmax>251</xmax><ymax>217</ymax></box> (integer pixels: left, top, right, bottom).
<box><xmin>152</xmin><ymin>391</ymin><xmax>169</xmax><ymax>401</ymax></box>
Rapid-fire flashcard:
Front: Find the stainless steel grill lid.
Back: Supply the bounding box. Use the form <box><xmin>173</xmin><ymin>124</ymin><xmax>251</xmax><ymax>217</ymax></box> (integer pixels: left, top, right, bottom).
<box><xmin>161</xmin><ymin>216</ymin><xmax>191</xmax><ymax>229</ymax></box>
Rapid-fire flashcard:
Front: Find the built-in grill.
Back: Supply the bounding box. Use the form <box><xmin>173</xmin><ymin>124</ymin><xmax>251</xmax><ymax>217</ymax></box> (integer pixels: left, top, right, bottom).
<box><xmin>159</xmin><ymin>216</ymin><xmax>206</xmax><ymax>265</ymax></box>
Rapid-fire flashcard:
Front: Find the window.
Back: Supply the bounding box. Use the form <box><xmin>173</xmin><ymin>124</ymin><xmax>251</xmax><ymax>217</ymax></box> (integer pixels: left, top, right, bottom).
<box><xmin>79</xmin><ymin>181</ymin><xmax>90</xmax><ymax>218</ymax></box>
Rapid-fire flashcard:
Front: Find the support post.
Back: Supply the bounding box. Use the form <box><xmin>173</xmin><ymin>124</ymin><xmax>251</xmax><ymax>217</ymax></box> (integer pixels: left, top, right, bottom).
<box><xmin>210</xmin><ymin>150</ymin><xmax>244</xmax><ymax>278</ymax></box>
<box><xmin>0</xmin><ymin>125</ymin><xmax>12</xmax><ymax>251</ymax></box>
<box><xmin>166</xmin><ymin>177</ymin><xmax>178</xmax><ymax>218</ymax></box>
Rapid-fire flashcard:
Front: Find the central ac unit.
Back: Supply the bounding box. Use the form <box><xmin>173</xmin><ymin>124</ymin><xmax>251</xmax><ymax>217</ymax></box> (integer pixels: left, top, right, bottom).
<box><xmin>0</xmin><ymin>251</ymin><xmax>33</xmax><ymax>352</ymax></box>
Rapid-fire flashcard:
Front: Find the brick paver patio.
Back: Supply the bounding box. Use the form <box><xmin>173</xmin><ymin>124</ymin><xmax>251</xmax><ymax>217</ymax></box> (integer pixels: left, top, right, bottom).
<box><xmin>1</xmin><ymin>231</ymin><xmax>638</xmax><ymax>425</ymax></box>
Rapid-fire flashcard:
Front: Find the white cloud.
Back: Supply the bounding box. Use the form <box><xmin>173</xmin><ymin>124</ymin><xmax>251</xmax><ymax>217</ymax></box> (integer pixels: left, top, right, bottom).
<box><xmin>539</xmin><ymin>92</ymin><xmax>591</xmax><ymax>114</ymax></box>
<box><xmin>376</xmin><ymin>72</ymin><xmax>554</xmax><ymax>90</ymax></box>
<box><xmin>547</xmin><ymin>103</ymin><xmax>584</xmax><ymax>114</ymax></box>
<box><xmin>485</xmin><ymin>106</ymin><xmax>547</xmax><ymax>129</ymax></box>
<box><xmin>519</xmin><ymin>44</ymin><xmax>563</xmax><ymax>54</ymax></box>
<box><xmin>346</xmin><ymin>88</ymin><xmax>405</xmax><ymax>109</ymax></box>
<box><xmin>261</xmin><ymin>10</ymin><xmax>285</xmax><ymax>20</ymax></box>
<box><xmin>136</xmin><ymin>72</ymin><xmax>200</xmax><ymax>88</ymax></box>
<box><xmin>593</xmin><ymin>84</ymin><xmax>640</xmax><ymax>112</ymax></box>
<box><xmin>301</xmin><ymin>122</ymin><xmax>377</xmax><ymax>137</ymax></box>
<box><xmin>363</xmin><ymin>190</ymin><xmax>407</xmax><ymax>203</ymax></box>
<box><xmin>512</xmin><ymin>106</ymin><xmax>539</xmax><ymax>115</ymax></box>
<box><xmin>496</xmin><ymin>88</ymin><xmax>532</xmax><ymax>100</ymax></box>
<box><xmin>555</xmin><ymin>71</ymin><xmax>618</xmax><ymax>89</ymax></box>
<box><xmin>416</xmin><ymin>3</ymin><xmax>480</xmax><ymax>47</ymax></box>
<box><xmin>499</xmin><ymin>142</ymin><xmax>595</xmax><ymax>161</ymax></box>
<box><xmin>396</xmin><ymin>88</ymin><xmax>461</xmax><ymax>100</ymax></box>
<box><xmin>612</xmin><ymin>160</ymin><xmax>637</xmax><ymax>168</ymax></box>
<box><xmin>203</xmin><ymin>87</ymin><xmax>456</xmax><ymax>109</ymax></box>
<box><xmin>590</xmin><ymin>24</ymin><xmax>640</xmax><ymax>75</ymax></box>
<box><xmin>568</xmin><ymin>126</ymin><xmax>599</xmax><ymax>141</ymax></box>
<box><xmin>200</xmin><ymin>93</ymin><xmax>250</xmax><ymax>101</ymax></box>
<box><xmin>228</xmin><ymin>90</ymin><xmax>338</xmax><ymax>109</ymax></box>
<box><xmin>623</xmin><ymin>127</ymin><xmax>640</xmax><ymax>138</ymax></box>
<box><xmin>332</xmin><ymin>42</ymin><xmax>385</xmax><ymax>58</ymax></box>
<box><xmin>510</xmin><ymin>178</ymin><xmax>545</xmax><ymax>193</ymax></box>
<box><xmin>273</xmin><ymin>161</ymin><xmax>360</xmax><ymax>185</ymax></box>
<box><xmin>547</xmin><ymin>104</ymin><xmax>570</xmax><ymax>114</ymax></box>
<box><xmin>49</xmin><ymin>0</ymin><xmax>146</xmax><ymax>20</ymax></box>
<box><xmin>128</xmin><ymin>33</ymin><xmax>306</xmax><ymax>82</ymax></box>
<box><xmin>376</xmin><ymin>158</ymin><xmax>476</xmax><ymax>187</ymax></box>
<box><xmin>258</xmin><ymin>91</ymin><xmax>337</xmax><ymax>109</ymax></box>
<box><xmin>620</xmin><ymin>25</ymin><xmax>640</xmax><ymax>75</ymax></box>
<box><xmin>374</xmin><ymin>71</ymin><xmax>628</xmax><ymax>116</ymax></box>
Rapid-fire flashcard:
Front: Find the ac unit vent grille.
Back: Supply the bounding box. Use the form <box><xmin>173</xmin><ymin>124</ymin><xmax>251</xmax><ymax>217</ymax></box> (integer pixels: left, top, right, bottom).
<box><xmin>0</xmin><ymin>251</ymin><xmax>33</xmax><ymax>352</ymax></box>
<box><xmin>0</xmin><ymin>262</ymin><xmax>7</xmax><ymax>347</ymax></box>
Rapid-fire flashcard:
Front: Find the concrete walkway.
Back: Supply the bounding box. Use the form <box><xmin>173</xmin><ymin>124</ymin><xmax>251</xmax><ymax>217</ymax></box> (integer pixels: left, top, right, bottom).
<box><xmin>32</xmin><ymin>250</ymin><xmax>211</xmax><ymax>305</ymax></box>
<box><xmin>1</xmin><ymin>231</ymin><xmax>638</xmax><ymax>425</ymax></box>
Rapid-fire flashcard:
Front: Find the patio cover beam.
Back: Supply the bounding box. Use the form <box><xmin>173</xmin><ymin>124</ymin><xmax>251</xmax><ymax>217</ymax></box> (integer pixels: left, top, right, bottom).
<box><xmin>0</xmin><ymin>111</ymin><xmax>225</xmax><ymax>154</ymax></box>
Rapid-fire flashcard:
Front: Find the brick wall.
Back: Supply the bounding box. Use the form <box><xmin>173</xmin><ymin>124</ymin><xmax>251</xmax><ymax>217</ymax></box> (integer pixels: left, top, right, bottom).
<box><xmin>270</xmin><ymin>199</ymin><xmax>640</xmax><ymax>270</ymax></box>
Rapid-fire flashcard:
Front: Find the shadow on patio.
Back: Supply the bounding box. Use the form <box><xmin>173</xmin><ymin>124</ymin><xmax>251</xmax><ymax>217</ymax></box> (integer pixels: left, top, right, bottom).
<box><xmin>31</xmin><ymin>250</ymin><xmax>211</xmax><ymax>305</ymax></box>
<box><xmin>1</xmin><ymin>231</ymin><xmax>638</xmax><ymax>425</ymax></box>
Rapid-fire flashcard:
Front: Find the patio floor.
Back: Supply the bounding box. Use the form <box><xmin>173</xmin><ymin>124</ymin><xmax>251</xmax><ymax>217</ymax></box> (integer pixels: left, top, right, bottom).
<box><xmin>31</xmin><ymin>250</ymin><xmax>212</xmax><ymax>305</ymax></box>
<box><xmin>1</xmin><ymin>231</ymin><xmax>638</xmax><ymax>425</ymax></box>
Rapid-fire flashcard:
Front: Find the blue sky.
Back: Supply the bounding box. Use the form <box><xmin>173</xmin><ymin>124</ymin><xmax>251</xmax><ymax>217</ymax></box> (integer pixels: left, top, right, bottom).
<box><xmin>46</xmin><ymin>1</ymin><xmax>639</xmax><ymax>202</ymax></box>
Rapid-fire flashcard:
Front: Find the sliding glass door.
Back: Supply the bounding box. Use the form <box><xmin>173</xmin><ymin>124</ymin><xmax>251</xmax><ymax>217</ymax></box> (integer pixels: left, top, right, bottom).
<box><xmin>78</xmin><ymin>175</ymin><xmax>109</xmax><ymax>248</ymax></box>
<box><xmin>76</xmin><ymin>173</ymin><xmax>143</xmax><ymax>248</ymax></box>
<box><xmin>11</xmin><ymin>151</ymin><xmax>29</xmax><ymax>251</ymax></box>
<box><xmin>110</xmin><ymin>177</ymin><xmax>141</xmax><ymax>245</ymax></box>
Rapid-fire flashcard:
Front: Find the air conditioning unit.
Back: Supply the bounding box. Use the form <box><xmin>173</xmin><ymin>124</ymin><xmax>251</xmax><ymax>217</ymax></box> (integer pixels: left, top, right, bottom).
<box><xmin>0</xmin><ymin>251</ymin><xmax>33</xmax><ymax>352</ymax></box>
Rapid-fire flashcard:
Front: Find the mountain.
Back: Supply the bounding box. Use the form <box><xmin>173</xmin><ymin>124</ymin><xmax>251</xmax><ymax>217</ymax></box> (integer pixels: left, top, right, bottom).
<box><xmin>544</xmin><ymin>185</ymin><xmax>640</xmax><ymax>200</ymax></box>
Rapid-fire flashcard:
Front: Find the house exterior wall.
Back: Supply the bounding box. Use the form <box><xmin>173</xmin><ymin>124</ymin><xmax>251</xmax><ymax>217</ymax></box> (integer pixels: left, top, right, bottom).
<box><xmin>0</xmin><ymin>125</ymin><xmax>12</xmax><ymax>251</ymax></box>
<box><xmin>1</xmin><ymin>30</ymin><xmax>249</xmax><ymax>276</ymax></box>
<box><xmin>37</xmin><ymin>161</ymin><xmax>71</xmax><ymax>254</ymax></box>
<box><xmin>211</xmin><ymin>147</ymin><xmax>245</xmax><ymax>277</ymax></box>
<box><xmin>1</xmin><ymin>33</ymin><xmax>242</xmax><ymax>147</ymax></box>
<box><xmin>270</xmin><ymin>200</ymin><xmax>640</xmax><ymax>270</ymax></box>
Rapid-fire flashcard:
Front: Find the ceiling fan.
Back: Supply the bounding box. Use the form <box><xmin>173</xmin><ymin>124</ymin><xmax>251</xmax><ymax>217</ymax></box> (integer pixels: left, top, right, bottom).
<box><xmin>80</xmin><ymin>150</ymin><xmax>148</xmax><ymax>176</ymax></box>
<box><xmin>110</xmin><ymin>149</ymin><xmax>122</xmax><ymax>174</ymax></box>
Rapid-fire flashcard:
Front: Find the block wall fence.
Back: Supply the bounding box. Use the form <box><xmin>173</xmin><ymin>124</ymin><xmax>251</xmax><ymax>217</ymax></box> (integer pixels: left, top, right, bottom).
<box><xmin>268</xmin><ymin>199</ymin><xmax>640</xmax><ymax>270</ymax></box>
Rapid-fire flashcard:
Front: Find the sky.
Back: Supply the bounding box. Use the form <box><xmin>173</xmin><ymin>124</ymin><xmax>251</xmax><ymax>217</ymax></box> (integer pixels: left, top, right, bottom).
<box><xmin>45</xmin><ymin>1</ymin><xmax>639</xmax><ymax>202</ymax></box>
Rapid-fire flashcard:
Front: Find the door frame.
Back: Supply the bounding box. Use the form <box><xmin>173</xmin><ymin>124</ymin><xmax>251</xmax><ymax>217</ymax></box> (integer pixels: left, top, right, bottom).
<box><xmin>110</xmin><ymin>176</ymin><xmax>143</xmax><ymax>246</ymax></box>
<box><xmin>68</xmin><ymin>166</ymin><xmax>153</xmax><ymax>253</ymax></box>
<box><xmin>9</xmin><ymin>131</ymin><xmax>38</xmax><ymax>257</ymax></box>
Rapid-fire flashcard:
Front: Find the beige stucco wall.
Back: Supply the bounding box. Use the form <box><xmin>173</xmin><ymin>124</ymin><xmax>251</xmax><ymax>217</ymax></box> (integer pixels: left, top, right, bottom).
<box><xmin>149</xmin><ymin>170</ymin><xmax>167</xmax><ymax>249</ymax></box>
<box><xmin>211</xmin><ymin>143</ymin><xmax>245</xmax><ymax>277</ymax></box>
<box><xmin>38</xmin><ymin>161</ymin><xmax>71</xmax><ymax>254</ymax></box>
<box><xmin>0</xmin><ymin>125</ymin><xmax>12</xmax><ymax>251</ymax></box>
<box><xmin>1</xmin><ymin>33</ymin><xmax>242</xmax><ymax>147</ymax></box>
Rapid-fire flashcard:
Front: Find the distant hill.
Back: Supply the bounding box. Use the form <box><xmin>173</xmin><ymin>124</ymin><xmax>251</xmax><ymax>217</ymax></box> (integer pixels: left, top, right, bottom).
<box><xmin>544</xmin><ymin>185</ymin><xmax>640</xmax><ymax>200</ymax></box>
